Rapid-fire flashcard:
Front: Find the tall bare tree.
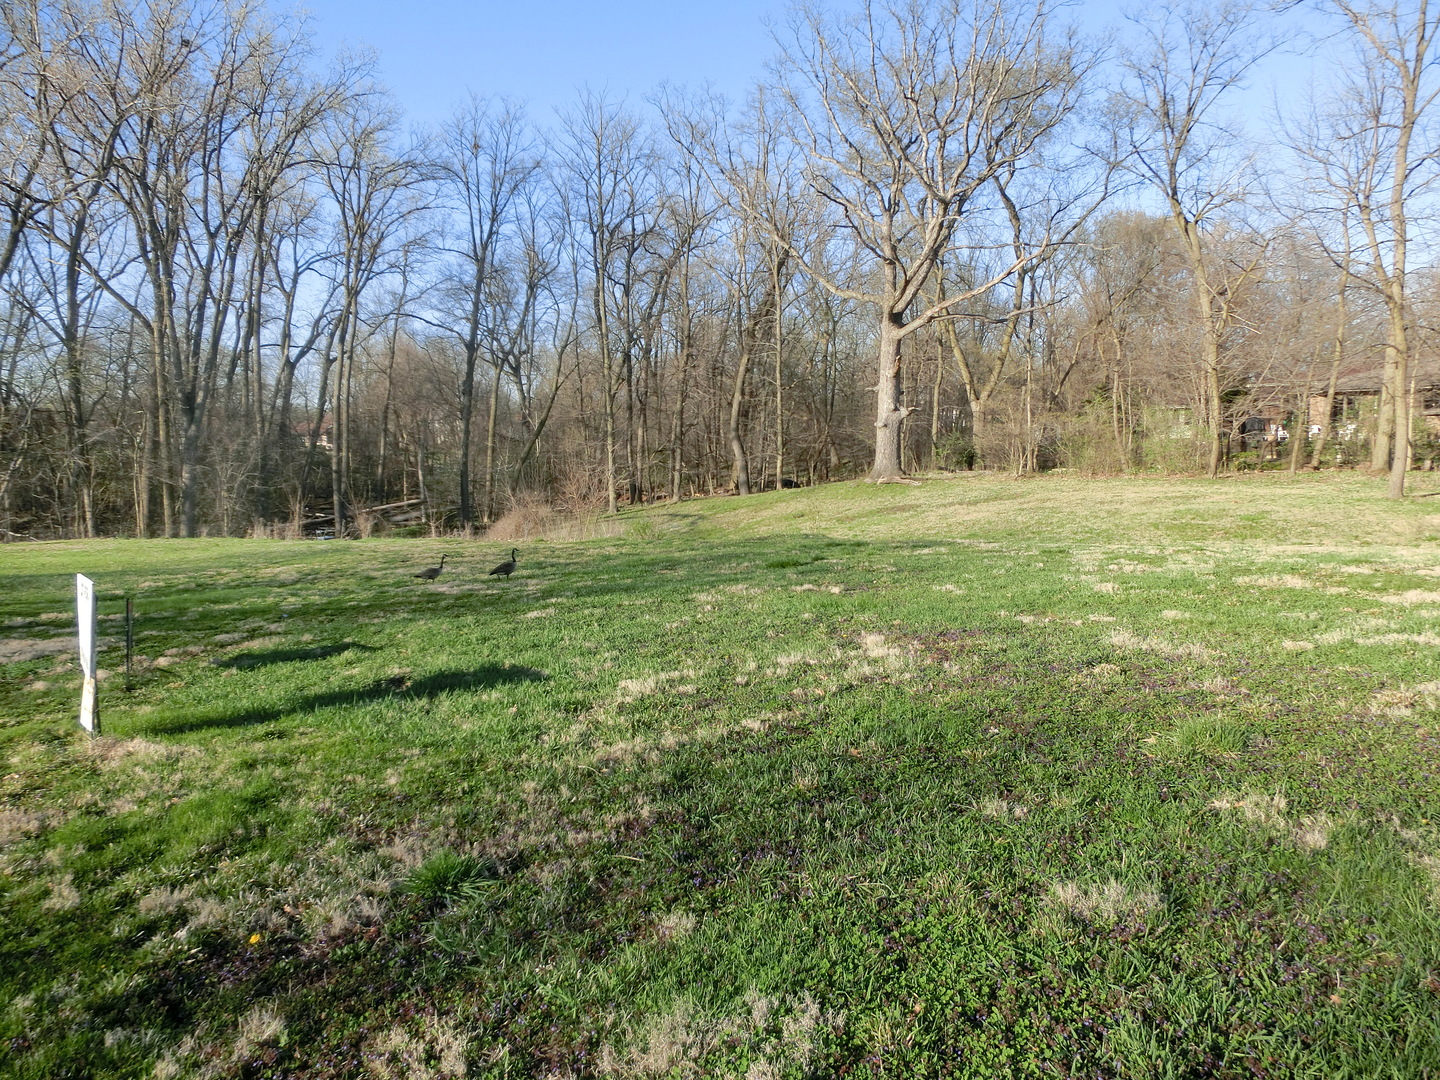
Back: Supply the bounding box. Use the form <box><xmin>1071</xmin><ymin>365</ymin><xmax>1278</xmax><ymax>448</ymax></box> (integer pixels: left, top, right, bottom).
<box><xmin>315</xmin><ymin>93</ymin><xmax>425</xmax><ymax>537</ymax></box>
<box><xmin>1116</xmin><ymin>0</ymin><xmax>1272</xmax><ymax>479</ymax></box>
<box><xmin>1292</xmin><ymin>0</ymin><xmax>1440</xmax><ymax>498</ymax></box>
<box><xmin>766</xmin><ymin>0</ymin><xmax>1087</xmax><ymax>481</ymax></box>
<box><xmin>432</xmin><ymin>97</ymin><xmax>538</xmax><ymax>529</ymax></box>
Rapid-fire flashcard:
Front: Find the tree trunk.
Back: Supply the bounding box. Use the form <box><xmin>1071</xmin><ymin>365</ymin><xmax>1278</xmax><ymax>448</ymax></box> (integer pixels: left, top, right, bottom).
<box><xmin>929</xmin><ymin>340</ymin><xmax>944</xmax><ymax>467</ymax></box>
<box><xmin>458</xmin><ymin>348</ymin><xmax>478</xmax><ymax>528</ymax></box>
<box><xmin>773</xmin><ymin>249</ymin><xmax>785</xmax><ymax>489</ymax></box>
<box><xmin>868</xmin><ymin>316</ymin><xmax>911</xmax><ymax>481</ymax></box>
<box><xmin>483</xmin><ymin>363</ymin><xmax>501</xmax><ymax>526</ymax></box>
<box><xmin>1206</xmin><ymin>357</ymin><xmax>1224</xmax><ymax>478</ymax></box>
<box><xmin>1372</xmin><ymin>381</ymin><xmax>1394</xmax><ymax>472</ymax></box>
<box><xmin>1387</xmin><ymin>301</ymin><xmax>1410</xmax><ymax>499</ymax></box>
<box><xmin>1288</xmin><ymin>390</ymin><xmax>1306</xmax><ymax>475</ymax></box>
<box><xmin>1310</xmin><ymin>270</ymin><xmax>1347</xmax><ymax>469</ymax></box>
<box><xmin>728</xmin><ymin>340</ymin><xmax>752</xmax><ymax>495</ymax></box>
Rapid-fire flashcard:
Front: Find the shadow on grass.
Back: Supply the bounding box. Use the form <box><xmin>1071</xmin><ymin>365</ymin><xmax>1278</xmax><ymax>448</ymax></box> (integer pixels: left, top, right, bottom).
<box><xmin>147</xmin><ymin>665</ymin><xmax>548</xmax><ymax>735</ymax></box>
<box><xmin>211</xmin><ymin>641</ymin><xmax>378</xmax><ymax>669</ymax></box>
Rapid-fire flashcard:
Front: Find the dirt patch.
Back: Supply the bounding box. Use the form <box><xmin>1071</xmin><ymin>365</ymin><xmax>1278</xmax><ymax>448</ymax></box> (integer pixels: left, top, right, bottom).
<box><xmin>0</xmin><ymin>637</ymin><xmax>72</xmax><ymax>664</ymax></box>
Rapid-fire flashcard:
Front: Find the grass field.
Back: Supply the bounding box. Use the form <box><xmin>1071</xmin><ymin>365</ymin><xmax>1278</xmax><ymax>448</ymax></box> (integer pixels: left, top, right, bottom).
<box><xmin>3</xmin><ymin>472</ymin><xmax>1440</xmax><ymax>1079</ymax></box>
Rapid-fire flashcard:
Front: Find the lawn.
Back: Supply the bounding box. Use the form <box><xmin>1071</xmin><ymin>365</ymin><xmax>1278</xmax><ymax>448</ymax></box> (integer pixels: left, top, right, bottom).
<box><xmin>2</xmin><ymin>472</ymin><xmax>1439</xmax><ymax>1079</ymax></box>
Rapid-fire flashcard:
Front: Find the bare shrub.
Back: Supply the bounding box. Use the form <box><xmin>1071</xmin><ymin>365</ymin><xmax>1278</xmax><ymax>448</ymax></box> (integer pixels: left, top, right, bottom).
<box><xmin>485</xmin><ymin>496</ymin><xmax>564</xmax><ymax>542</ymax></box>
<box><xmin>351</xmin><ymin>507</ymin><xmax>379</xmax><ymax>539</ymax></box>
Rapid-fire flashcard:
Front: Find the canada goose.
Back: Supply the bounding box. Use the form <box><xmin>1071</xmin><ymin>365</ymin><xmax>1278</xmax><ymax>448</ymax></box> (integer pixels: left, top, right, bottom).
<box><xmin>414</xmin><ymin>555</ymin><xmax>448</xmax><ymax>580</ymax></box>
<box><xmin>488</xmin><ymin>549</ymin><xmax>519</xmax><ymax>579</ymax></box>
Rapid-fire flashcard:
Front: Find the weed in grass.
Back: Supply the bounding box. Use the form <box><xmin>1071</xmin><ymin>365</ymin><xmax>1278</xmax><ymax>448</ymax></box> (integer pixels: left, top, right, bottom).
<box><xmin>1166</xmin><ymin>716</ymin><xmax>1250</xmax><ymax>757</ymax></box>
<box><xmin>404</xmin><ymin>851</ymin><xmax>500</xmax><ymax>906</ymax></box>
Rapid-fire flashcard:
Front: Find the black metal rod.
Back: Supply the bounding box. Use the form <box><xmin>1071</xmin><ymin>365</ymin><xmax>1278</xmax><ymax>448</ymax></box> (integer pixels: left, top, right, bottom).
<box><xmin>125</xmin><ymin>597</ymin><xmax>133</xmax><ymax>691</ymax></box>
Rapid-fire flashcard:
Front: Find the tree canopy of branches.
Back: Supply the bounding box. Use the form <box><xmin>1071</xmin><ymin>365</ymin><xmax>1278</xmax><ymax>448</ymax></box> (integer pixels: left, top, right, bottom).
<box><xmin>0</xmin><ymin>0</ymin><xmax>1436</xmax><ymax>540</ymax></box>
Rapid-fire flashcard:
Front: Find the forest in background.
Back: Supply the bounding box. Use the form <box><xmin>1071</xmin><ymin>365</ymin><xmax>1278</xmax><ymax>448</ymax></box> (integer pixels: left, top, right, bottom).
<box><xmin>2</xmin><ymin>0</ymin><xmax>1439</xmax><ymax>540</ymax></box>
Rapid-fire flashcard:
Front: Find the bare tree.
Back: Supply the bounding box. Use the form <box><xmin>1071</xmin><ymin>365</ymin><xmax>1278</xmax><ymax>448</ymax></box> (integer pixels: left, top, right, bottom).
<box><xmin>314</xmin><ymin>92</ymin><xmax>426</xmax><ymax>537</ymax></box>
<box><xmin>1291</xmin><ymin>0</ymin><xmax>1440</xmax><ymax>498</ymax></box>
<box><xmin>1116</xmin><ymin>0</ymin><xmax>1273</xmax><ymax>479</ymax></box>
<box><xmin>766</xmin><ymin>0</ymin><xmax>1088</xmax><ymax>481</ymax></box>
<box><xmin>431</xmin><ymin>97</ymin><xmax>538</xmax><ymax>529</ymax></box>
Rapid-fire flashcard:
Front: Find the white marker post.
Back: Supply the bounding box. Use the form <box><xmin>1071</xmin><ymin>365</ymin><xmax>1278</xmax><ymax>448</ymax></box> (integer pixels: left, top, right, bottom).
<box><xmin>76</xmin><ymin>573</ymin><xmax>99</xmax><ymax>736</ymax></box>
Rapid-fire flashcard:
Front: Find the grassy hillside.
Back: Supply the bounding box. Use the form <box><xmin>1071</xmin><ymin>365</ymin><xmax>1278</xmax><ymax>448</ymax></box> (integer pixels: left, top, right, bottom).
<box><xmin>2</xmin><ymin>473</ymin><xmax>1439</xmax><ymax>1078</ymax></box>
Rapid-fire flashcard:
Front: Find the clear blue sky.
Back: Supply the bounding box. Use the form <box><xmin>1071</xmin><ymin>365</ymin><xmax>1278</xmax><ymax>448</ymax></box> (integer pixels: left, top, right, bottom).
<box><xmin>294</xmin><ymin>0</ymin><xmax>792</xmax><ymax>126</ymax></box>
<box><xmin>291</xmin><ymin>0</ymin><xmax>1317</xmax><ymax>135</ymax></box>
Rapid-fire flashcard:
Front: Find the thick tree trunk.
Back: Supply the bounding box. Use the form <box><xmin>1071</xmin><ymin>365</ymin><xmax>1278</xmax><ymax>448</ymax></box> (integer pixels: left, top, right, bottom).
<box><xmin>180</xmin><ymin>422</ymin><xmax>202</xmax><ymax>537</ymax></box>
<box><xmin>1206</xmin><ymin>359</ymin><xmax>1224</xmax><ymax>478</ymax></box>
<box><xmin>1387</xmin><ymin>301</ymin><xmax>1410</xmax><ymax>499</ymax></box>
<box><xmin>868</xmin><ymin>316</ymin><xmax>912</xmax><ymax>482</ymax></box>
<box><xmin>1372</xmin><ymin>381</ymin><xmax>1394</xmax><ymax>473</ymax></box>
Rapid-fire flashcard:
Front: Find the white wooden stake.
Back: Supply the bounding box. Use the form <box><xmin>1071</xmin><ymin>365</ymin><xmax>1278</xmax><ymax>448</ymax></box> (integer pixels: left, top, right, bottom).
<box><xmin>76</xmin><ymin>574</ymin><xmax>99</xmax><ymax>736</ymax></box>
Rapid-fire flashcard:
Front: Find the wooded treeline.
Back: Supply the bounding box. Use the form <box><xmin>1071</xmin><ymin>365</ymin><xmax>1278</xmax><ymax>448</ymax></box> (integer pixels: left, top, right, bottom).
<box><xmin>2</xmin><ymin>0</ymin><xmax>1438</xmax><ymax>539</ymax></box>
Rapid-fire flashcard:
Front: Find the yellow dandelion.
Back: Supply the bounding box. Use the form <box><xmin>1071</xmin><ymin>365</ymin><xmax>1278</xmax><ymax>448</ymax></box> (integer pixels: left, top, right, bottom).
<box><xmin>249</xmin><ymin>933</ymin><xmax>262</xmax><ymax>944</ymax></box>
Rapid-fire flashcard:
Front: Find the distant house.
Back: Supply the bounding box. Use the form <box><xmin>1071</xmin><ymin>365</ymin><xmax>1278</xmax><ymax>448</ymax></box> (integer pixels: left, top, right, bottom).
<box><xmin>1306</xmin><ymin>361</ymin><xmax>1440</xmax><ymax>439</ymax></box>
<box><xmin>293</xmin><ymin>413</ymin><xmax>335</xmax><ymax>451</ymax></box>
<box><xmin>1160</xmin><ymin>358</ymin><xmax>1440</xmax><ymax>461</ymax></box>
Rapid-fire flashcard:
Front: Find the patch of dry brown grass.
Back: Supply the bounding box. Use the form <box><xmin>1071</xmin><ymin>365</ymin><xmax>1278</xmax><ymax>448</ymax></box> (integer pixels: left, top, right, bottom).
<box><xmin>83</xmin><ymin>736</ymin><xmax>196</xmax><ymax>767</ymax></box>
<box><xmin>0</xmin><ymin>637</ymin><xmax>72</xmax><ymax>664</ymax></box>
<box><xmin>1107</xmin><ymin>629</ymin><xmax>1212</xmax><ymax>662</ymax></box>
<box><xmin>0</xmin><ymin>808</ymin><xmax>47</xmax><ymax>844</ymax></box>
<box><xmin>1046</xmin><ymin>879</ymin><xmax>1162</xmax><ymax>924</ymax></box>
<box><xmin>598</xmin><ymin>991</ymin><xmax>838</xmax><ymax>1079</ymax></box>
<box><xmin>1210</xmin><ymin>792</ymin><xmax>1335</xmax><ymax>851</ymax></box>
<box><xmin>364</xmin><ymin>1015</ymin><xmax>470</xmax><ymax>1079</ymax></box>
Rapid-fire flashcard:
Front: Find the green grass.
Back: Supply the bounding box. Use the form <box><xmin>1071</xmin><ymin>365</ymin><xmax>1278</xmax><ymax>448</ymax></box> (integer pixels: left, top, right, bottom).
<box><xmin>2</xmin><ymin>472</ymin><xmax>1439</xmax><ymax>1078</ymax></box>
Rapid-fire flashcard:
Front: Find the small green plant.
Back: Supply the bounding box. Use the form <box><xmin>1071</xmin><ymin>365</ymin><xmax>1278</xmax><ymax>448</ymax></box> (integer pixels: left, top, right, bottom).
<box><xmin>404</xmin><ymin>851</ymin><xmax>498</xmax><ymax>904</ymax></box>
<box><xmin>1167</xmin><ymin>716</ymin><xmax>1250</xmax><ymax>757</ymax></box>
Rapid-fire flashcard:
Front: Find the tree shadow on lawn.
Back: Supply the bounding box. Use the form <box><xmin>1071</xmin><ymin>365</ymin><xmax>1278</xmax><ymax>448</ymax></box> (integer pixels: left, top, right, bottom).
<box><xmin>211</xmin><ymin>641</ymin><xmax>378</xmax><ymax>669</ymax></box>
<box><xmin>145</xmin><ymin>665</ymin><xmax>547</xmax><ymax>735</ymax></box>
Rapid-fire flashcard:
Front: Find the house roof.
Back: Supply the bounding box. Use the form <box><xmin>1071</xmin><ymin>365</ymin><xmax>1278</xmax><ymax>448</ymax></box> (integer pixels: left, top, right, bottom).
<box><xmin>1317</xmin><ymin>358</ymin><xmax>1440</xmax><ymax>394</ymax></box>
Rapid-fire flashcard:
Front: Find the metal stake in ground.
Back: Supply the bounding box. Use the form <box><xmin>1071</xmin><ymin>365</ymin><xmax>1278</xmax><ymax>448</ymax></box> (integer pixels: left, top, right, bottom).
<box><xmin>76</xmin><ymin>574</ymin><xmax>100</xmax><ymax>736</ymax></box>
<box><xmin>124</xmin><ymin>597</ymin><xmax>134</xmax><ymax>691</ymax></box>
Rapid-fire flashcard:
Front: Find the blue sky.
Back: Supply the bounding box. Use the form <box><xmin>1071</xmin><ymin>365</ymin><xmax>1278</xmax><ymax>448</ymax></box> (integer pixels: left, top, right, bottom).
<box><xmin>291</xmin><ymin>0</ymin><xmax>1319</xmax><ymax>135</ymax></box>
<box><xmin>295</xmin><ymin>0</ymin><xmax>793</xmax><ymax>125</ymax></box>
